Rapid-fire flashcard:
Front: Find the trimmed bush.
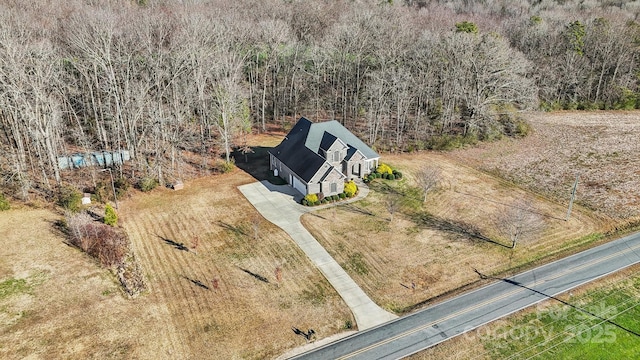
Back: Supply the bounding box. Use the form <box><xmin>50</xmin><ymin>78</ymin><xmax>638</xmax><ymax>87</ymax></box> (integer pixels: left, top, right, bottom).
<box><xmin>344</xmin><ymin>180</ymin><xmax>357</xmax><ymax>197</ymax></box>
<box><xmin>395</xmin><ymin>171</ymin><xmax>403</xmax><ymax>179</ymax></box>
<box><xmin>514</xmin><ymin>119</ymin><xmax>532</xmax><ymax>137</ymax></box>
<box><xmin>304</xmin><ymin>193</ymin><xmax>319</xmax><ymax>204</ymax></box>
<box><xmin>301</xmin><ymin>199</ymin><xmax>308</xmax><ymax>206</ymax></box>
<box><xmin>138</xmin><ymin>177</ymin><xmax>159</xmax><ymax>192</ymax></box>
<box><xmin>339</xmin><ymin>193</ymin><xmax>346</xmax><ymax>199</ymax></box>
<box><xmin>104</xmin><ymin>204</ymin><xmax>118</xmax><ymax>226</ymax></box>
<box><xmin>376</xmin><ymin>163</ymin><xmax>393</xmax><ymax>175</ymax></box>
<box><xmin>331</xmin><ymin>195</ymin><xmax>339</xmax><ymax>201</ymax></box>
<box><xmin>0</xmin><ymin>193</ymin><xmax>10</xmax><ymax>211</ymax></box>
<box><xmin>57</xmin><ymin>185</ymin><xmax>83</xmax><ymax>213</ymax></box>
<box><xmin>388</xmin><ymin>174</ymin><xmax>395</xmax><ymax>180</ymax></box>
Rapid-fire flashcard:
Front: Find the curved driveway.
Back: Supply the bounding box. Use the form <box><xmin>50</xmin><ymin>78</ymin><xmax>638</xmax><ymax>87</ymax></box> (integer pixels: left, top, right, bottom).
<box><xmin>238</xmin><ymin>181</ymin><xmax>397</xmax><ymax>330</ymax></box>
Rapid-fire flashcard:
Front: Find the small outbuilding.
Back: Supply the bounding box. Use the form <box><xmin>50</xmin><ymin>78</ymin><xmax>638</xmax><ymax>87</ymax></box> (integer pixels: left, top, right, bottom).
<box><xmin>172</xmin><ymin>181</ymin><xmax>184</xmax><ymax>191</ymax></box>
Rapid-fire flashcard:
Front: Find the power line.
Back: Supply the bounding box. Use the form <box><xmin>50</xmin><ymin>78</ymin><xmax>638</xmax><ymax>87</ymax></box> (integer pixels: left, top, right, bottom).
<box><xmin>427</xmin><ymin>268</ymin><xmax>640</xmax><ymax>360</ymax></box>
<box><xmin>522</xmin><ymin>297</ymin><xmax>640</xmax><ymax>360</ymax></box>
<box><xmin>464</xmin><ymin>268</ymin><xmax>640</xmax><ymax>360</ymax></box>
<box><xmin>473</xmin><ymin>269</ymin><xmax>640</xmax><ymax>338</ymax></box>
<box><xmin>503</xmin><ymin>291</ymin><xmax>640</xmax><ymax>359</ymax></box>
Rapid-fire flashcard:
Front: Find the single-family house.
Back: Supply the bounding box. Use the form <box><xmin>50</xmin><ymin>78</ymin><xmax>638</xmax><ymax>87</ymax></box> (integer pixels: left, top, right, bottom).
<box><xmin>269</xmin><ymin>117</ymin><xmax>380</xmax><ymax>196</ymax></box>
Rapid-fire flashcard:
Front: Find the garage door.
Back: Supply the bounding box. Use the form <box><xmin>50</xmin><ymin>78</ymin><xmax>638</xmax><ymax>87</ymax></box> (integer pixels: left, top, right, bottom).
<box><xmin>291</xmin><ymin>176</ymin><xmax>307</xmax><ymax>195</ymax></box>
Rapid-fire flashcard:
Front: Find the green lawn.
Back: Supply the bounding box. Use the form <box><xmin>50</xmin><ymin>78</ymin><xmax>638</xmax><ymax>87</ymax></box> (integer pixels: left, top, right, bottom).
<box><xmin>481</xmin><ymin>273</ymin><xmax>640</xmax><ymax>359</ymax></box>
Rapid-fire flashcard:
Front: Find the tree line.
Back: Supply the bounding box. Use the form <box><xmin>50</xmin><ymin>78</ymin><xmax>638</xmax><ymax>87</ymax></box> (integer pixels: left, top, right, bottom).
<box><xmin>1</xmin><ymin>0</ymin><xmax>639</xmax><ymax>199</ymax></box>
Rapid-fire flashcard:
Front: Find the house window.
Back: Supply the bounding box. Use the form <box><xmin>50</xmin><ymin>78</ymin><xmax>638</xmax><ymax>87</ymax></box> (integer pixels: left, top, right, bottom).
<box><xmin>333</xmin><ymin>151</ymin><xmax>340</xmax><ymax>162</ymax></box>
<box><xmin>330</xmin><ymin>183</ymin><xmax>337</xmax><ymax>193</ymax></box>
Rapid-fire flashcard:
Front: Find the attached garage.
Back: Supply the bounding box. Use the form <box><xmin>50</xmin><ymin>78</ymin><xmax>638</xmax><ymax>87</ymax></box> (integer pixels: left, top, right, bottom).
<box><xmin>291</xmin><ymin>175</ymin><xmax>307</xmax><ymax>195</ymax></box>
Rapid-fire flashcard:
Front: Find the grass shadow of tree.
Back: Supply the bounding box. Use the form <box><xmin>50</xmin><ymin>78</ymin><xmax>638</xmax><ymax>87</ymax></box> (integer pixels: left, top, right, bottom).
<box><xmin>157</xmin><ymin>234</ymin><xmax>189</xmax><ymax>251</ymax></box>
<box><xmin>237</xmin><ymin>266</ymin><xmax>269</xmax><ymax>283</ymax></box>
<box><xmin>370</xmin><ymin>180</ymin><xmax>404</xmax><ymax>197</ymax></box>
<box><xmin>217</xmin><ymin>221</ymin><xmax>248</xmax><ymax>237</ymax></box>
<box><xmin>370</xmin><ymin>178</ymin><xmax>510</xmax><ymax>248</ymax></box>
<box><xmin>412</xmin><ymin>212</ymin><xmax>511</xmax><ymax>249</ymax></box>
<box><xmin>181</xmin><ymin>275</ymin><xmax>210</xmax><ymax>290</ymax></box>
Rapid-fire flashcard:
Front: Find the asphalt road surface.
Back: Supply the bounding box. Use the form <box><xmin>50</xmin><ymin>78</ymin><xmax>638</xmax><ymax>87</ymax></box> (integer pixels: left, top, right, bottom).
<box><xmin>291</xmin><ymin>231</ymin><xmax>640</xmax><ymax>360</ymax></box>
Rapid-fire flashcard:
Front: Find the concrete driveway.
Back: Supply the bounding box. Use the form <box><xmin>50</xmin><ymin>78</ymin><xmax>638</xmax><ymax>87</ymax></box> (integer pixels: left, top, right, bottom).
<box><xmin>238</xmin><ymin>180</ymin><xmax>397</xmax><ymax>330</ymax></box>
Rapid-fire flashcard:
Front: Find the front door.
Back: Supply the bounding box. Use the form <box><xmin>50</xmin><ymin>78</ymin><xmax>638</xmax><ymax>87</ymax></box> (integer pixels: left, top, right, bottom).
<box><xmin>352</xmin><ymin>163</ymin><xmax>360</xmax><ymax>176</ymax></box>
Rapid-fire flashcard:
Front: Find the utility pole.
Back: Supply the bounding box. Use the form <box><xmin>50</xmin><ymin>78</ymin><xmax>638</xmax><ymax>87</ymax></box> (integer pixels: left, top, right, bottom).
<box><xmin>566</xmin><ymin>175</ymin><xmax>578</xmax><ymax>221</ymax></box>
<box><xmin>100</xmin><ymin>168</ymin><xmax>118</xmax><ymax>209</ymax></box>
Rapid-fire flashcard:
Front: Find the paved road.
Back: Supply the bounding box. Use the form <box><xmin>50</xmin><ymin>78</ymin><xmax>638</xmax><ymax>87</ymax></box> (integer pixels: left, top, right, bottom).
<box><xmin>290</xmin><ymin>231</ymin><xmax>640</xmax><ymax>359</ymax></box>
<box><xmin>239</xmin><ymin>181</ymin><xmax>397</xmax><ymax>330</ymax></box>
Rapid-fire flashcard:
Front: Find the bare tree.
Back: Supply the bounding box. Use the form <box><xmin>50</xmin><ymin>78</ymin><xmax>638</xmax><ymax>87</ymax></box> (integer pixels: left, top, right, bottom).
<box><xmin>494</xmin><ymin>200</ymin><xmax>545</xmax><ymax>249</ymax></box>
<box><xmin>2</xmin><ymin>0</ymin><xmax>640</xmax><ymax>201</ymax></box>
<box><xmin>250</xmin><ymin>214</ymin><xmax>262</xmax><ymax>240</ymax></box>
<box><xmin>414</xmin><ymin>165</ymin><xmax>442</xmax><ymax>202</ymax></box>
<box><xmin>211</xmin><ymin>46</ymin><xmax>250</xmax><ymax>164</ymax></box>
<box><xmin>191</xmin><ymin>236</ymin><xmax>200</xmax><ymax>255</ymax></box>
<box><xmin>385</xmin><ymin>195</ymin><xmax>401</xmax><ymax>222</ymax></box>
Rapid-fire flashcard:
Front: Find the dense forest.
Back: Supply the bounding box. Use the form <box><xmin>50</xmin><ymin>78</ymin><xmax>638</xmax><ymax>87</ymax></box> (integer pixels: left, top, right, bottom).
<box><xmin>1</xmin><ymin>0</ymin><xmax>639</xmax><ymax>200</ymax></box>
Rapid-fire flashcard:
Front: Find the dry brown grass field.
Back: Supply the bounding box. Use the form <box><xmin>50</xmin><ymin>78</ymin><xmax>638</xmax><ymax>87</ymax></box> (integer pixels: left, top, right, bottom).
<box><xmin>452</xmin><ymin>111</ymin><xmax>640</xmax><ymax>221</ymax></box>
<box><xmin>302</xmin><ymin>152</ymin><xmax>603</xmax><ymax>313</ymax></box>
<box><xmin>0</xmin><ymin>133</ymin><xmax>352</xmax><ymax>360</ymax></box>
<box><xmin>118</xmin><ymin>170</ymin><xmax>353</xmax><ymax>359</ymax></box>
<box><xmin>0</xmin><ymin>207</ymin><xmax>161</xmax><ymax>359</ymax></box>
<box><xmin>1</xmin><ymin>112</ymin><xmax>638</xmax><ymax>359</ymax></box>
<box><xmin>302</xmin><ymin>111</ymin><xmax>639</xmax><ymax>315</ymax></box>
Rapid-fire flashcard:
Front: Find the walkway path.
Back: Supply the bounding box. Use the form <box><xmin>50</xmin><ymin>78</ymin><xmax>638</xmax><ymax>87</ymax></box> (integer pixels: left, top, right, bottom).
<box><xmin>238</xmin><ymin>181</ymin><xmax>397</xmax><ymax>330</ymax></box>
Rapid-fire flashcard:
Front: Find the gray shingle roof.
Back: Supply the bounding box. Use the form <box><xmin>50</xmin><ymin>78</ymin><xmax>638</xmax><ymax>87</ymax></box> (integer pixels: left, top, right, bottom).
<box><xmin>305</xmin><ymin>120</ymin><xmax>379</xmax><ymax>159</ymax></box>
<box><xmin>268</xmin><ymin>117</ymin><xmax>379</xmax><ymax>182</ymax></box>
